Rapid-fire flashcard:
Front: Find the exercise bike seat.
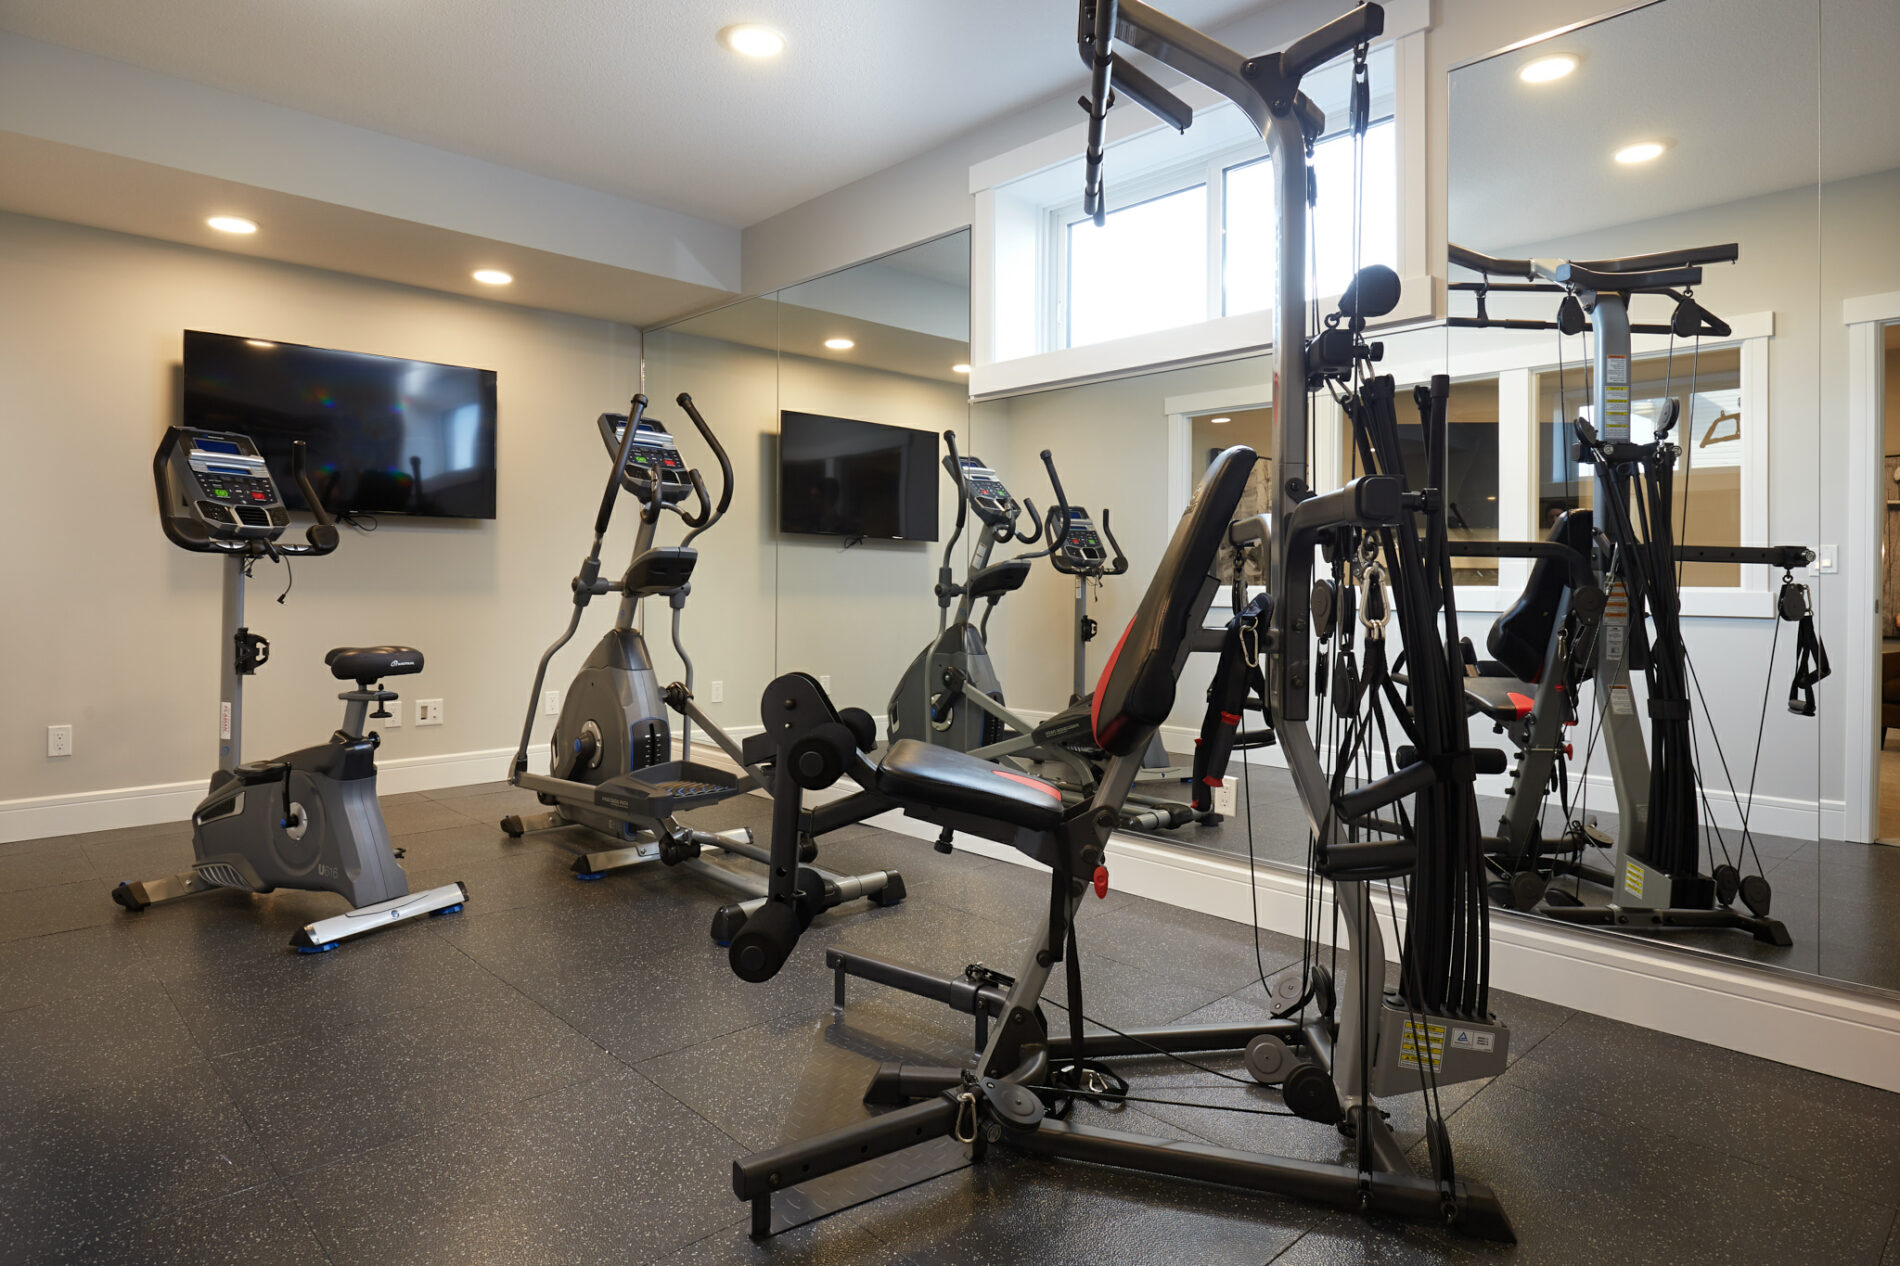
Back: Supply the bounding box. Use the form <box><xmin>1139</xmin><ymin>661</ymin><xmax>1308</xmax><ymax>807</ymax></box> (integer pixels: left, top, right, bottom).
<box><xmin>968</xmin><ymin>559</ymin><xmax>1032</xmax><ymax>601</ymax></box>
<box><xmin>326</xmin><ymin>646</ymin><xmax>424</xmax><ymax>681</ymax></box>
<box><xmin>875</xmin><ymin>739</ymin><xmax>1065</xmax><ymax>831</ymax></box>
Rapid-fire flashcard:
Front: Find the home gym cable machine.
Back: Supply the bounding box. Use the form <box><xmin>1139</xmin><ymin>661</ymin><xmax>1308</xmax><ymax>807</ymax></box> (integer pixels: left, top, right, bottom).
<box><xmin>720</xmin><ymin>0</ymin><xmax>1516</xmax><ymax>1241</ymax></box>
<box><xmin>1446</xmin><ymin>244</ymin><xmax>1828</xmax><ymax>943</ymax></box>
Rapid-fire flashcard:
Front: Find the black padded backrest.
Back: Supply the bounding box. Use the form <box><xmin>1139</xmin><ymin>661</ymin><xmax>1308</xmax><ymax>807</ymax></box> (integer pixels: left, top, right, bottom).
<box><xmin>1488</xmin><ymin>510</ymin><xmax>1593</xmax><ymax>682</ymax></box>
<box><xmin>1091</xmin><ymin>446</ymin><xmax>1257</xmax><ymax>755</ymax></box>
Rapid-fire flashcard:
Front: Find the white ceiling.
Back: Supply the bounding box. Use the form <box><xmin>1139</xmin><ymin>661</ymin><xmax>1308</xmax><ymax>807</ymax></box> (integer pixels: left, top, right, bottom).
<box><xmin>1448</xmin><ymin>0</ymin><xmax>1900</xmax><ymax>252</ymax></box>
<box><xmin>0</xmin><ymin>0</ymin><xmax>1262</xmax><ymax>230</ymax></box>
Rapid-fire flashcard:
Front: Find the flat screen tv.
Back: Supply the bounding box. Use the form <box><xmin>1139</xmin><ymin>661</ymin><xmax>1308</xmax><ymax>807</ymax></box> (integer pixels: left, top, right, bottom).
<box><xmin>182</xmin><ymin>330</ymin><xmax>499</xmax><ymax>520</ymax></box>
<box><xmin>779</xmin><ymin>412</ymin><xmax>938</xmax><ymax>541</ymax></box>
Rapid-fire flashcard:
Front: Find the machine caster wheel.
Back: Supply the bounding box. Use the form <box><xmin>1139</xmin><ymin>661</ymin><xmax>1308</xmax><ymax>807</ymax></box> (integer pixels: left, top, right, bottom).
<box><xmin>500</xmin><ymin>816</ymin><xmax>525</xmax><ymax>838</ymax></box>
<box><xmin>797</xmin><ymin>834</ymin><xmax>819</xmax><ymax>864</ymax></box>
<box><xmin>872</xmin><ymin>874</ymin><xmax>908</xmax><ymax>907</ymax></box>
<box><xmin>294</xmin><ymin>941</ymin><xmax>339</xmax><ymax>955</ymax></box>
<box><xmin>111</xmin><ymin>882</ymin><xmax>150</xmax><ymax>912</ymax></box>
<box><xmin>573</xmin><ymin>871</ymin><xmax>605</xmax><ymax>882</ymax></box>
<box><xmin>1509</xmin><ymin>871</ymin><xmax>1547</xmax><ymax>911</ymax></box>
<box><xmin>1282</xmin><ymin>1062</ymin><xmax>1343</xmax><ymax>1124</ymax></box>
<box><xmin>430</xmin><ymin>903</ymin><xmax>465</xmax><ymax>917</ymax></box>
<box><xmin>1712</xmin><ymin>863</ymin><xmax>1741</xmax><ymax>906</ymax></box>
<box><xmin>1243</xmin><ymin>1034</ymin><xmax>1296</xmax><ymax>1085</ymax></box>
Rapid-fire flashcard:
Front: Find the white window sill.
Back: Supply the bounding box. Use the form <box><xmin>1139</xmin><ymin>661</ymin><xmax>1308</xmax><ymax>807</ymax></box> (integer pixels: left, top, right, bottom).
<box><xmin>969</xmin><ymin>279</ymin><xmax>1434</xmax><ymax>401</ymax></box>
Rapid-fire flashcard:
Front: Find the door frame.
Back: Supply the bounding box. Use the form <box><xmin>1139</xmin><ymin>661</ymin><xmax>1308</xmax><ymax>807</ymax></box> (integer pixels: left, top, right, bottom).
<box><xmin>1844</xmin><ymin>293</ymin><xmax>1900</xmax><ymax>843</ymax></box>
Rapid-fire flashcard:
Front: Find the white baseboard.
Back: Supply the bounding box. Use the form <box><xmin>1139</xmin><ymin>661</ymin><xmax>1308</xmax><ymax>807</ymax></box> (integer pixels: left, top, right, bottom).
<box><xmin>1007</xmin><ymin>707</ymin><xmax>1829</xmax><ymax>842</ymax></box>
<box><xmin>1</xmin><ymin>746</ymin><xmax>525</xmax><ymax>844</ymax></box>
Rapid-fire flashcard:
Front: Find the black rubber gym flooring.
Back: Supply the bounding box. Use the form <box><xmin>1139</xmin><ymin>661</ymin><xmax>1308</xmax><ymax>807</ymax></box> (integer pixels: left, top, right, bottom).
<box><xmin>1131</xmin><ymin>759</ymin><xmax>1900</xmax><ymax>991</ymax></box>
<box><xmin>3</xmin><ymin>783</ymin><xmax>1898</xmax><ymax>1264</ymax></box>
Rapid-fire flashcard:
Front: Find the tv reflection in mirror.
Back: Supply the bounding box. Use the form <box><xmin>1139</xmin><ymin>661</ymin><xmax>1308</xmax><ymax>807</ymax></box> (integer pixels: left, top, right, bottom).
<box><xmin>779</xmin><ymin>411</ymin><xmax>938</xmax><ymax>542</ymax></box>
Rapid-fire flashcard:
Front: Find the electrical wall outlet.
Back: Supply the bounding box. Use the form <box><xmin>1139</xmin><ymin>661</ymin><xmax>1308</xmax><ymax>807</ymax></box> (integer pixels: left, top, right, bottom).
<box><xmin>1212</xmin><ymin>782</ymin><xmax>1238</xmax><ymax>817</ymax></box>
<box><xmin>543</xmin><ymin>689</ymin><xmax>562</xmax><ymax>715</ymax></box>
<box><xmin>46</xmin><ymin>724</ymin><xmax>73</xmax><ymax>757</ymax></box>
<box><xmin>709</xmin><ymin>680</ymin><xmax>724</xmax><ymax>703</ymax></box>
<box><xmin>379</xmin><ymin>703</ymin><xmax>400</xmax><ymax>728</ymax></box>
<box><xmin>819</xmin><ymin>675</ymin><xmax>832</xmax><ymax>692</ymax></box>
<box><xmin>417</xmin><ymin>699</ymin><xmax>444</xmax><ymax>726</ymax></box>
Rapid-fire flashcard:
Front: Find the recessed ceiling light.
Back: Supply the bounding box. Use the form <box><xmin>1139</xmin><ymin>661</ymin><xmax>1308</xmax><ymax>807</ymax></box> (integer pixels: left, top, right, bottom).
<box><xmin>720</xmin><ymin>24</ymin><xmax>784</xmax><ymax>58</ymax></box>
<box><xmin>1614</xmin><ymin>141</ymin><xmax>1667</xmax><ymax>165</ymax></box>
<box><xmin>952</xmin><ymin>363</ymin><xmax>972</xmax><ymax>374</ymax></box>
<box><xmin>1210</xmin><ymin>416</ymin><xmax>1232</xmax><ymax>424</ymax></box>
<box><xmin>207</xmin><ymin>215</ymin><xmax>257</xmax><ymax>235</ymax></box>
<box><xmin>1519</xmin><ymin>54</ymin><xmax>1578</xmax><ymax>84</ymax></box>
<box><xmin>244</xmin><ymin>339</ymin><xmax>277</xmax><ymax>349</ymax></box>
<box><xmin>824</xmin><ymin>337</ymin><xmax>854</xmax><ymax>351</ymax></box>
<box><xmin>472</xmin><ymin>268</ymin><xmax>514</xmax><ymax>285</ymax></box>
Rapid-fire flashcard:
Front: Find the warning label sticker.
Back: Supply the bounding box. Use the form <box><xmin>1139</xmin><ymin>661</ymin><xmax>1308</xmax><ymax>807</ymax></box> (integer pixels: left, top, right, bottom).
<box><xmin>1450</xmin><ymin>1027</ymin><xmax>1496</xmax><ymax>1054</ymax></box>
<box><xmin>1604</xmin><ymin>624</ymin><xmax>1626</xmax><ymax>659</ymax></box>
<box><xmin>1625</xmin><ymin>860</ymin><xmax>1645</xmax><ymax>900</ymax></box>
<box><xmin>1604</xmin><ymin>355</ymin><xmax>1631</xmax><ymax>439</ymax></box>
<box><xmin>1610</xmin><ymin>685</ymin><xmax>1636</xmax><ymax>715</ymax></box>
<box><xmin>220</xmin><ymin>701</ymin><xmax>232</xmax><ymax>741</ymax></box>
<box><xmin>1398</xmin><ymin>1020</ymin><xmax>1446</xmax><ymax>1072</ymax></box>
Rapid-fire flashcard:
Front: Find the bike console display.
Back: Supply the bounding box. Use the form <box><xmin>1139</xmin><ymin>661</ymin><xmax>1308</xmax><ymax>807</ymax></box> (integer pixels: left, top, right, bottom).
<box><xmin>600</xmin><ymin>412</ymin><xmax>693</xmax><ymax>503</ymax></box>
<box><xmin>158</xmin><ymin>429</ymin><xmax>290</xmax><ymax>543</ymax></box>
<box><xmin>956</xmin><ymin>455</ymin><xmax>1019</xmax><ymax>526</ymax></box>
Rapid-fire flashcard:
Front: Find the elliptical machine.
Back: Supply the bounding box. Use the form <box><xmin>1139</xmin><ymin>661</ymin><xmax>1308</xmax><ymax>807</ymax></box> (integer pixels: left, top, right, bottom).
<box><xmin>886</xmin><ymin>439</ymin><xmax>1186</xmax><ymax>826</ymax></box>
<box><xmin>114</xmin><ymin>427</ymin><xmax>467</xmax><ymax>953</ymax></box>
<box><xmin>503</xmin><ymin>393</ymin><xmax>903</xmax><ymax>941</ymax></box>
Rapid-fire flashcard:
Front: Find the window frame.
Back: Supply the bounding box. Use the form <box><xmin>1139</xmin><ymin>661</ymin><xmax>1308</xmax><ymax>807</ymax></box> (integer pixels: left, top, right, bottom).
<box><xmin>969</xmin><ymin>14</ymin><xmax>1429</xmax><ymax>399</ymax></box>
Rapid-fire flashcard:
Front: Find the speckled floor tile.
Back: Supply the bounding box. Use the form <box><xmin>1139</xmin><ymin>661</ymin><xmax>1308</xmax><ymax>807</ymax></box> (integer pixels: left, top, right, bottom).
<box><xmin>0</xmin><ymin>1058</ymin><xmax>272</xmax><ymax>1263</ymax></box>
<box><xmin>0</xmin><ymin>877</ymin><xmax>119</xmax><ymax>943</ymax></box>
<box><xmin>292</xmin><ymin>1067</ymin><xmax>740</xmax><ymax>1265</ymax></box>
<box><xmin>0</xmin><ymin>978</ymin><xmax>201</xmax><ymax>1107</ymax></box>
<box><xmin>1501</xmin><ymin>1009</ymin><xmax>1900</xmax><ymax>1206</ymax></box>
<box><xmin>0</xmin><ymin>922</ymin><xmax>154</xmax><ymax>1013</ymax></box>
<box><xmin>0</xmin><ymin>836</ymin><xmax>95</xmax><ymax>893</ymax></box>
<box><xmin>651</xmin><ymin>1212</ymin><xmax>907</xmax><ymax>1266</ymax></box>
<box><xmin>848</xmin><ymin>1147</ymin><xmax>1312</xmax><ymax>1266</ymax></box>
<box><xmin>215</xmin><ymin>976</ymin><xmax>621</xmax><ymax>1175</ymax></box>
<box><xmin>44</xmin><ymin>1180</ymin><xmax>331</xmax><ymax>1265</ymax></box>
<box><xmin>148</xmin><ymin>917</ymin><xmax>501</xmax><ymax>1056</ymax></box>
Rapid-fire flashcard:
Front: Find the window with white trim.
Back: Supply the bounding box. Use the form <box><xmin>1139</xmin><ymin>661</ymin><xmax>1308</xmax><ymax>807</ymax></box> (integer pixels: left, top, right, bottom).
<box><xmin>1045</xmin><ymin>44</ymin><xmax>1398</xmax><ymax>353</ymax></box>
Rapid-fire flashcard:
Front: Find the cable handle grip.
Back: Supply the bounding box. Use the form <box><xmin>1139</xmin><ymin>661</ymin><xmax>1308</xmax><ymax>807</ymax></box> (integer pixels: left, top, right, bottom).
<box><xmin>674</xmin><ymin>392</ymin><xmax>734</xmax><ymax>526</ymax></box>
<box><xmin>596</xmin><ymin>394</ymin><xmax>649</xmax><ymax>536</ymax></box>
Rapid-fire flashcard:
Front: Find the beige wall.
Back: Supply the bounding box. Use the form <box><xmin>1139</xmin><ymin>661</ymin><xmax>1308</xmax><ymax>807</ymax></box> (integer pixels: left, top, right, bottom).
<box><xmin>0</xmin><ymin>210</ymin><xmax>640</xmax><ymax>808</ymax></box>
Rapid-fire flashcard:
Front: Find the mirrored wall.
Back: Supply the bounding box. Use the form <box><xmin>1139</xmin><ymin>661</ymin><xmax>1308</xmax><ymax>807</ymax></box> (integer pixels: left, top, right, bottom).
<box><xmin>639</xmin><ymin>0</ymin><xmax>1899</xmax><ymax>1000</ymax></box>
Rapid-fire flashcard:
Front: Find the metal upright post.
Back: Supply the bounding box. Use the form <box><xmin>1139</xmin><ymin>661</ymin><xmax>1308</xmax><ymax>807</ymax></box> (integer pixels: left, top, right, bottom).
<box><xmin>220</xmin><ymin>552</ymin><xmax>245</xmax><ymax>771</ymax></box>
<box><xmin>1587</xmin><ymin>293</ymin><xmax>1657</xmax><ymax>903</ymax></box>
<box><xmin>1073</xmin><ymin>578</ymin><xmax>1089</xmax><ymax>701</ymax></box>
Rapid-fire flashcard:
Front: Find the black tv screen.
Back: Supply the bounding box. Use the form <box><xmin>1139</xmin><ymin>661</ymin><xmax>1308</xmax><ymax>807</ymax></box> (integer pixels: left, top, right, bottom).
<box><xmin>779</xmin><ymin>412</ymin><xmax>938</xmax><ymax>541</ymax></box>
<box><xmin>182</xmin><ymin>330</ymin><xmax>498</xmax><ymax>520</ymax></box>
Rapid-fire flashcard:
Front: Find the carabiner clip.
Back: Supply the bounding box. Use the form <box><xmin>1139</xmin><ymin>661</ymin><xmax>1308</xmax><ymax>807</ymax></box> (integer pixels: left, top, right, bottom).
<box><xmin>1359</xmin><ymin>562</ymin><xmax>1392</xmax><ymax>641</ymax></box>
<box><xmin>952</xmin><ymin>1090</ymin><xmax>979</xmax><ymax>1144</ymax></box>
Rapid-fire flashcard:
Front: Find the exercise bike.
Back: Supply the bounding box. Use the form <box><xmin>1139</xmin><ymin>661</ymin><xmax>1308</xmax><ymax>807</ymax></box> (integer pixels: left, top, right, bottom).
<box><xmin>503</xmin><ymin>393</ymin><xmax>903</xmax><ymax>941</ymax></box>
<box><xmin>113</xmin><ymin>427</ymin><xmax>467</xmax><ymax>952</ymax></box>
